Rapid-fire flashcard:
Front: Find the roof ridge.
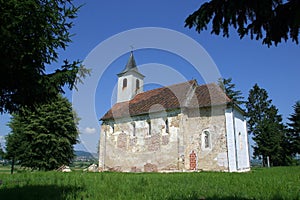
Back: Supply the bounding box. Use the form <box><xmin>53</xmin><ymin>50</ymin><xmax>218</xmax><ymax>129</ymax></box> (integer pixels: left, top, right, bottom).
<box><xmin>197</xmin><ymin>82</ymin><xmax>217</xmax><ymax>87</ymax></box>
<box><xmin>136</xmin><ymin>80</ymin><xmax>197</xmax><ymax>95</ymax></box>
<box><xmin>115</xmin><ymin>82</ymin><xmax>223</xmax><ymax>105</ymax></box>
<box><xmin>195</xmin><ymin>82</ymin><xmax>232</xmax><ymax>102</ymax></box>
<box><xmin>101</xmin><ymin>80</ymin><xmax>232</xmax><ymax>120</ymax></box>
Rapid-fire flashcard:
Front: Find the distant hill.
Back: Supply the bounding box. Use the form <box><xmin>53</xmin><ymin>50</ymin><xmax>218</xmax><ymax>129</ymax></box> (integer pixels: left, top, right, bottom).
<box><xmin>75</xmin><ymin>150</ymin><xmax>93</xmax><ymax>157</ymax></box>
<box><xmin>250</xmin><ymin>159</ymin><xmax>262</xmax><ymax>167</ymax></box>
<box><xmin>75</xmin><ymin>151</ymin><xmax>98</xmax><ymax>160</ymax></box>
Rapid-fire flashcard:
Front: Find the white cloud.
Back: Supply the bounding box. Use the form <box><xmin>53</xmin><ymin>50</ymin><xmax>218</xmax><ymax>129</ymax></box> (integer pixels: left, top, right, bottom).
<box><xmin>81</xmin><ymin>127</ymin><xmax>97</xmax><ymax>134</ymax></box>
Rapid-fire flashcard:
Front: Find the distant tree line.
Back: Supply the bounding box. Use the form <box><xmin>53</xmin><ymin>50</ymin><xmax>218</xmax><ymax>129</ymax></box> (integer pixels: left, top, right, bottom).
<box><xmin>219</xmin><ymin>78</ymin><xmax>300</xmax><ymax>166</ymax></box>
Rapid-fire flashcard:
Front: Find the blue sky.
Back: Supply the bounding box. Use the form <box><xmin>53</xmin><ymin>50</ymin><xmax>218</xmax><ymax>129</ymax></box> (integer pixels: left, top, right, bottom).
<box><xmin>1</xmin><ymin>1</ymin><xmax>299</xmax><ymax>154</ymax></box>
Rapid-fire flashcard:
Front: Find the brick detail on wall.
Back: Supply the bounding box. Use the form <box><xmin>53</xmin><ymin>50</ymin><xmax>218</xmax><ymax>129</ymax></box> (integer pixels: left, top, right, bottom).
<box><xmin>131</xmin><ymin>166</ymin><xmax>142</xmax><ymax>172</ymax></box>
<box><xmin>129</xmin><ymin>137</ymin><xmax>137</xmax><ymax>146</ymax></box>
<box><xmin>144</xmin><ymin>163</ymin><xmax>158</xmax><ymax>172</ymax></box>
<box><xmin>117</xmin><ymin>132</ymin><xmax>127</xmax><ymax>150</ymax></box>
<box><xmin>108</xmin><ymin>166</ymin><xmax>122</xmax><ymax>172</ymax></box>
<box><xmin>162</xmin><ymin>135</ymin><xmax>169</xmax><ymax>145</ymax></box>
<box><xmin>145</xmin><ymin>134</ymin><xmax>161</xmax><ymax>151</ymax></box>
<box><xmin>189</xmin><ymin>150</ymin><xmax>197</xmax><ymax>170</ymax></box>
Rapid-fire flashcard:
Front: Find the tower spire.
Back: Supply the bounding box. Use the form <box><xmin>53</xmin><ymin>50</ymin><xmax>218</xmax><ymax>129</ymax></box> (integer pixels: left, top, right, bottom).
<box><xmin>116</xmin><ymin>51</ymin><xmax>145</xmax><ymax>103</ymax></box>
<box><xmin>117</xmin><ymin>51</ymin><xmax>142</xmax><ymax>77</ymax></box>
<box><xmin>125</xmin><ymin>51</ymin><xmax>137</xmax><ymax>70</ymax></box>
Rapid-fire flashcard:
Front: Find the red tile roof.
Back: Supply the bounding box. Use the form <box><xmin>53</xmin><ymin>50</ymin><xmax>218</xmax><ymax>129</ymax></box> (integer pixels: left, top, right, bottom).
<box><xmin>101</xmin><ymin>80</ymin><xmax>231</xmax><ymax>120</ymax></box>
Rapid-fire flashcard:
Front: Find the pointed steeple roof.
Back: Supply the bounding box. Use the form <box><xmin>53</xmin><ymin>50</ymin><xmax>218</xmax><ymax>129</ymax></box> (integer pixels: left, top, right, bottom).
<box><xmin>117</xmin><ymin>51</ymin><xmax>144</xmax><ymax>77</ymax></box>
<box><xmin>125</xmin><ymin>51</ymin><xmax>137</xmax><ymax>70</ymax></box>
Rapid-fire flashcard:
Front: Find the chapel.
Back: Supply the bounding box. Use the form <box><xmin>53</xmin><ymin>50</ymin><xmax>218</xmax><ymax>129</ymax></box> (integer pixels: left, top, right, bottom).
<box><xmin>98</xmin><ymin>52</ymin><xmax>250</xmax><ymax>172</ymax></box>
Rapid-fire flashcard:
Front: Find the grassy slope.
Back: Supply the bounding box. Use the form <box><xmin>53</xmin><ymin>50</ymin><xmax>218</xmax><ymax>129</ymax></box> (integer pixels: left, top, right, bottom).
<box><xmin>0</xmin><ymin>167</ymin><xmax>299</xmax><ymax>200</ymax></box>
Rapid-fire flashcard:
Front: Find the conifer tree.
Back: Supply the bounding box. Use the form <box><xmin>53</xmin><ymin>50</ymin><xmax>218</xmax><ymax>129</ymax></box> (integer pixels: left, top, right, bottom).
<box><xmin>6</xmin><ymin>95</ymin><xmax>79</xmax><ymax>171</ymax></box>
<box><xmin>185</xmin><ymin>0</ymin><xmax>300</xmax><ymax>46</ymax></box>
<box><xmin>0</xmin><ymin>0</ymin><xmax>83</xmax><ymax>114</ymax></box>
<box><xmin>246</xmin><ymin>84</ymin><xmax>292</xmax><ymax>166</ymax></box>
<box><xmin>218</xmin><ymin>77</ymin><xmax>245</xmax><ymax>106</ymax></box>
<box><xmin>287</xmin><ymin>101</ymin><xmax>300</xmax><ymax>156</ymax></box>
<box><xmin>0</xmin><ymin>144</ymin><xmax>4</xmax><ymax>159</ymax></box>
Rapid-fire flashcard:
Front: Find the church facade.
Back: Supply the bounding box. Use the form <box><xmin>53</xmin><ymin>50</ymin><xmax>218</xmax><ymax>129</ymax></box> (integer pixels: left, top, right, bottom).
<box><xmin>99</xmin><ymin>52</ymin><xmax>250</xmax><ymax>172</ymax></box>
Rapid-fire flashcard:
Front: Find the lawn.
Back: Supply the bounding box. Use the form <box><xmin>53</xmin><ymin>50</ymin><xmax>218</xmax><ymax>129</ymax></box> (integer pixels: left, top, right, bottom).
<box><xmin>0</xmin><ymin>167</ymin><xmax>299</xmax><ymax>200</ymax></box>
<box><xmin>0</xmin><ymin>165</ymin><xmax>11</xmax><ymax>174</ymax></box>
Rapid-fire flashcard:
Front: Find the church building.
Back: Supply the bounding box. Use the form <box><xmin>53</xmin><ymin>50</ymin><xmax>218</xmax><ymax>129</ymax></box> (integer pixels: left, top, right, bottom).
<box><xmin>99</xmin><ymin>52</ymin><xmax>250</xmax><ymax>172</ymax></box>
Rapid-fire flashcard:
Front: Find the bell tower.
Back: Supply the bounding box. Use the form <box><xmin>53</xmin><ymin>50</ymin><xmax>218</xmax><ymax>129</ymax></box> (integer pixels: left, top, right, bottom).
<box><xmin>117</xmin><ymin>52</ymin><xmax>145</xmax><ymax>103</ymax></box>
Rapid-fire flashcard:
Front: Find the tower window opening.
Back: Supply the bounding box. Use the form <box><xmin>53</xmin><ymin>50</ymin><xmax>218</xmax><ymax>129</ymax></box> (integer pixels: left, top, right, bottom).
<box><xmin>136</xmin><ymin>79</ymin><xmax>140</xmax><ymax>90</ymax></box>
<box><xmin>123</xmin><ymin>78</ymin><xmax>127</xmax><ymax>88</ymax></box>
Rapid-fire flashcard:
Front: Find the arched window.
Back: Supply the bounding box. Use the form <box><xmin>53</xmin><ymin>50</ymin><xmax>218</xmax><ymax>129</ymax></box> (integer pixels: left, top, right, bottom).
<box><xmin>136</xmin><ymin>79</ymin><xmax>140</xmax><ymax>90</ymax></box>
<box><xmin>203</xmin><ymin>130</ymin><xmax>210</xmax><ymax>149</ymax></box>
<box><xmin>123</xmin><ymin>78</ymin><xmax>127</xmax><ymax>88</ymax></box>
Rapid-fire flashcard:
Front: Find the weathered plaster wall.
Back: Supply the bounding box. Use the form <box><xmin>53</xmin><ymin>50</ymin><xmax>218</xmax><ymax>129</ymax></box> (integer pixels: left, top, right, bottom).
<box><xmin>99</xmin><ymin>114</ymin><xmax>180</xmax><ymax>172</ymax></box>
<box><xmin>182</xmin><ymin>106</ymin><xmax>229</xmax><ymax>172</ymax></box>
<box><xmin>99</xmin><ymin>106</ymin><xmax>232</xmax><ymax>172</ymax></box>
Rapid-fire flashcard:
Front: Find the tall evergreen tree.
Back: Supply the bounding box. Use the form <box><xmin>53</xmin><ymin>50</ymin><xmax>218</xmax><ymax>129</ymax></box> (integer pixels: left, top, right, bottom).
<box><xmin>5</xmin><ymin>121</ymin><xmax>26</xmax><ymax>173</ymax></box>
<box><xmin>218</xmin><ymin>77</ymin><xmax>245</xmax><ymax>106</ymax></box>
<box><xmin>185</xmin><ymin>0</ymin><xmax>300</xmax><ymax>46</ymax></box>
<box><xmin>287</xmin><ymin>101</ymin><xmax>300</xmax><ymax>156</ymax></box>
<box><xmin>246</xmin><ymin>84</ymin><xmax>292</xmax><ymax>166</ymax></box>
<box><xmin>0</xmin><ymin>0</ymin><xmax>84</xmax><ymax>114</ymax></box>
<box><xmin>0</xmin><ymin>144</ymin><xmax>4</xmax><ymax>159</ymax></box>
<box><xmin>6</xmin><ymin>95</ymin><xmax>79</xmax><ymax>171</ymax></box>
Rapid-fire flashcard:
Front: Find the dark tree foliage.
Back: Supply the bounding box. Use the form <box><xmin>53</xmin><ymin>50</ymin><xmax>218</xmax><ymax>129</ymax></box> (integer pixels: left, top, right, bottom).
<box><xmin>218</xmin><ymin>77</ymin><xmax>245</xmax><ymax>105</ymax></box>
<box><xmin>0</xmin><ymin>144</ymin><xmax>4</xmax><ymax>158</ymax></box>
<box><xmin>287</xmin><ymin>101</ymin><xmax>300</xmax><ymax>155</ymax></box>
<box><xmin>246</xmin><ymin>84</ymin><xmax>292</xmax><ymax>166</ymax></box>
<box><xmin>6</xmin><ymin>95</ymin><xmax>79</xmax><ymax>171</ymax></box>
<box><xmin>0</xmin><ymin>0</ymin><xmax>83</xmax><ymax>114</ymax></box>
<box><xmin>185</xmin><ymin>0</ymin><xmax>300</xmax><ymax>46</ymax></box>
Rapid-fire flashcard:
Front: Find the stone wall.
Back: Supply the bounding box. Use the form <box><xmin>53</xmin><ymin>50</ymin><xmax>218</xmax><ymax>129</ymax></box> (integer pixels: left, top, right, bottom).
<box><xmin>99</xmin><ymin>106</ymin><xmax>230</xmax><ymax>172</ymax></box>
<box><xmin>99</xmin><ymin>114</ymin><xmax>180</xmax><ymax>172</ymax></box>
<box><xmin>182</xmin><ymin>106</ymin><xmax>229</xmax><ymax>172</ymax></box>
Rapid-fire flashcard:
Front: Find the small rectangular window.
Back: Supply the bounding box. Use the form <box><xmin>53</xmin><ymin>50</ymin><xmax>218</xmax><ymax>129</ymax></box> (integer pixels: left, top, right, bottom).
<box><xmin>165</xmin><ymin>119</ymin><xmax>169</xmax><ymax>133</ymax></box>
<box><xmin>131</xmin><ymin>122</ymin><xmax>136</xmax><ymax>136</ymax></box>
<box><xmin>147</xmin><ymin>120</ymin><xmax>151</xmax><ymax>135</ymax></box>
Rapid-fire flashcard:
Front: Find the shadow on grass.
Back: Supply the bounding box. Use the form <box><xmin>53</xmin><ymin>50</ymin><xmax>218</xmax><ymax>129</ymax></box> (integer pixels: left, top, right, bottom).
<box><xmin>0</xmin><ymin>185</ymin><xmax>83</xmax><ymax>200</ymax></box>
<box><xmin>167</xmin><ymin>194</ymin><xmax>290</xmax><ymax>200</ymax></box>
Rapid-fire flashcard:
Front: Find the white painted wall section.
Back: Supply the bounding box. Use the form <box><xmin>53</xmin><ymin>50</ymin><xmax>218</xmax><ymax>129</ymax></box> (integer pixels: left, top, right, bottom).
<box><xmin>225</xmin><ymin>108</ymin><xmax>237</xmax><ymax>172</ymax></box>
<box><xmin>117</xmin><ymin>72</ymin><xmax>144</xmax><ymax>103</ymax></box>
<box><xmin>233</xmin><ymin>109</ymin><xmax>250</xmax><ymax>171</ymax></box>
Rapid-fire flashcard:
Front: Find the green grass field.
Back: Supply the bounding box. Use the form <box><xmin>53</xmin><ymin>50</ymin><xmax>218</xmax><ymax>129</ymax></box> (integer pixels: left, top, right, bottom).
<box><xmin>0</xmin><ymin>167</ymin><xmax>299</xmax><ymax>200</ymax></box>
<box><xmin>0</xmin><ymin>166</ymin><xmax>11</xmax><ymax>174</ymax></box>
